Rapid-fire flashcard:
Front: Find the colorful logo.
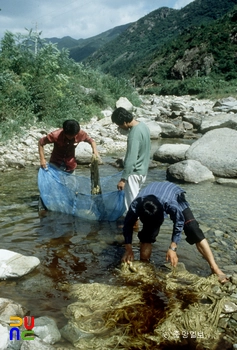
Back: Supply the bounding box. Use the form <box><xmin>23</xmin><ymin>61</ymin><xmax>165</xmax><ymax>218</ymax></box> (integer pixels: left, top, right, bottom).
<box><xmin>9</xmin><ymin>316</ymin><xmax>35</xmax><ymax>341</ymax></box>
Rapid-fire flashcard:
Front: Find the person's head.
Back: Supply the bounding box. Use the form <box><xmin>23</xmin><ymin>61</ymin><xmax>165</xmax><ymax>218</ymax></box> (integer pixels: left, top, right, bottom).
<box><xmin>139</xmin><ymin>195</ymin><xmax>164</xmax><ymax>225</ymax></box>
<box><xmin>111</xmin><ymin>107</ymin><xmax>133</xmax><ymax>129</ymax></box>
<box><xmin>63</xmin><ymin>120</ymin><xmax>80</xmax><ymax>139</ymax></box>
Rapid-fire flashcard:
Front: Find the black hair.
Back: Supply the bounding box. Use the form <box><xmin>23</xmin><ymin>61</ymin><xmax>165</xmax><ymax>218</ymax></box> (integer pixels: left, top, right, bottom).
<box><xmin>63</xmin><ymin>120</ymin><xmax>80</xmax><ymax>135</ymax></box>
<box><xmin>111</xmin><ymin>107</ymin><xmax>133</xmax><ymax>125</ymax></box>
<box><xmin>140</xmin><ymin>195</ymin><xmax>164</xmax><ymax>224</ymax></box>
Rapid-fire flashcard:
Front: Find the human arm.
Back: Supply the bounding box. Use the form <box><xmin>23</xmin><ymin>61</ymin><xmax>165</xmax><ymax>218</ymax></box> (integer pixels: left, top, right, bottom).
<box><xmin>122</xmin><ymin>135</ymin><xmax>140</xmax><ymax>180</ymax></box>
<box><xmin>38</xmin><ymin>140</ymin><xmax>47</xmax><ymax>168</ymax></box>
<box><xmin>166</xmin><ymin>242</ymin><xmax>178</xmax><ymax>267</ymax></box>
<box><xmin>166</xmin><ymin>202</ymin><xmax>185</xmax><ymax>245</ymax></box>
<box><xmin>121</xmin><ymin>204</ymin><xmax>139</xmax><ymax>263</ymax></box>
<box><xmin>91</xmin><ymin>140</ymin><xmax>100</xmax><ymax>158</ymax></box>
<box><xmin>165</xmin><ymin>202</ymin><xmax>185</xmax><ymax>267</ymax></box>
<box><xmin>117</xmin><ymin>133</ymin><xmax>140</xmax><ymax>190</ymax></box>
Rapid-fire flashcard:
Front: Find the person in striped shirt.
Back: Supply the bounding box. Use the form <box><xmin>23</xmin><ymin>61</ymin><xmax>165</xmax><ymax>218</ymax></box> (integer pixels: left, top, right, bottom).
<box><xmin>122</xmin><ymin>181</ymin><xmax>228</xmax><ymax>283</ymax></box>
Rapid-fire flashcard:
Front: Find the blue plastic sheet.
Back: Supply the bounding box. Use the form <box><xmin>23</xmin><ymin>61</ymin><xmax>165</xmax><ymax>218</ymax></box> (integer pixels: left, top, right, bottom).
<box><xmin>38</xmin><ymin>165</ymin><xmax>125</xmax><ymax>221</ymax></box>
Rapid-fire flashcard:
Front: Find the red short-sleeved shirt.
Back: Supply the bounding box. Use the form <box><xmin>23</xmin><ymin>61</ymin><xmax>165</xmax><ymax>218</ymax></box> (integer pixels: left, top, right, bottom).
<box><xmin>39</xmin><ymin>128</ymin><xmax>94</xmax><ymax>171</ymax></box>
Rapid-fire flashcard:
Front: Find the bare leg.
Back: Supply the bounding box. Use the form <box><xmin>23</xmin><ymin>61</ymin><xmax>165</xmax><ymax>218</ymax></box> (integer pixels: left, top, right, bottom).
<box><xmin>196</xmin><ymin>238</ymin><xmax>228</xmax><ymax>282</ymax></box>
<box><xmin>140</xmin><ymin>243</ymin><xmax>152</xmax><ymax>262</ymax></box>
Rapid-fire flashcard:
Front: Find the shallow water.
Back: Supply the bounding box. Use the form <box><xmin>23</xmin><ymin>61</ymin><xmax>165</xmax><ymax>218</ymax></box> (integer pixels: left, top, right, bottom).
<box><xmin>1</xmin><ymin>145</ymin><xmax>237</xmax><ymax>348</ymax></box>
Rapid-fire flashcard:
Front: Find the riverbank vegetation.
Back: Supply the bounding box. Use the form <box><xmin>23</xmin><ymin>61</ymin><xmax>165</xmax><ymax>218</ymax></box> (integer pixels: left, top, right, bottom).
<box><xmin>0</xmin><ymin>31</ymin><xmax>140</xmax><ymax>141</ymax></box>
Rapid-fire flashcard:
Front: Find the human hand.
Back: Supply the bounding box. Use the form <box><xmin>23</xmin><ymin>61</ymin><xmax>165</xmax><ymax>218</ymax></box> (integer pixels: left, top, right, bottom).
<box><xmin>121</xmin><ymin>246</ymin><xmax>134</xmax><ymax>263</ymax></box>
<box><xmin>117</xmin><ymin>180</ymin><xmax>126</xmax><ymax>191</ymax></box>
<box><xmin>40</xmin><ymin>158</ymin><xmax>47</xmax><ymax>169</ymax></box>
<box><xmin>166</xmin><ymin>249</ymin><xmax>178</xmax><ymax>267</ymax></box>
<box><xmin>92</xmin><ymin>153</ymin><xmax>102</xmax><ymax>164</ymax></box>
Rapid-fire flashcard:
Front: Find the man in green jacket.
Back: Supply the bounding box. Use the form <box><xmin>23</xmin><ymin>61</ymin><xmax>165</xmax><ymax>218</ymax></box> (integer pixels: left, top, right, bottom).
<box><xmin>111</xmin><ymin>107</ymin><xmax>151</xmax><ymax>212</ymax></box>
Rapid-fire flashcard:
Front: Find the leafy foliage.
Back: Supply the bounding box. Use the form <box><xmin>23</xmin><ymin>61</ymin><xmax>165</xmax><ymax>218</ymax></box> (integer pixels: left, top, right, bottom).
<box><xmin>0</xmin><ymin>31</ymin><xmax>140</xmax><ymax>140</ymax></box>
<box><xmin>83</xmin><ymin>0</ymin><xmax>237</xmax><ymax>96</ymax></box>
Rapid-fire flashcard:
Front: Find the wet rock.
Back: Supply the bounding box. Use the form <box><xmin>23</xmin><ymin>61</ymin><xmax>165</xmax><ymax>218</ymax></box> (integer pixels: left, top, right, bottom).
<box><xmin>0</xmin><ymin>298</ymin><xmax>27</xmax><ymax>323</ymax></box>
<box><xmin>222</xmin><ymin>301</ymin><xmax>237</xmax><ymax>313</ymax></box>
<box><xmin>33</xmin><ymin>316</ymin><xmax>61</xmax><ymax>344</ymax></box>
<box><xmin>0</xmin><ymin>324</ymin><xmax>9</xmax><ymax>350</ymax></box>
<box><xmin>216</xmin><ymin>178</ymin><xmax>237</xmax><ymax>187</ymax></box>
<box><xmin>21</xmin><ymin>337</ymin><xmax>56</xmax><ymax>349</ymax></box>
<box><xmin>0</xmin><ymin>249</ymin><xmax>40</xmax><ymax>279</ymax></box>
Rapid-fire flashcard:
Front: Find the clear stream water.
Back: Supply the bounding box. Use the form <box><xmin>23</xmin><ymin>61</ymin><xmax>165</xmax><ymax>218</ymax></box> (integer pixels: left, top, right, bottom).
<box><xmin>0</xmin><ymin>140</ymin><xmax>237</xmax><ymax>348</ymax></box>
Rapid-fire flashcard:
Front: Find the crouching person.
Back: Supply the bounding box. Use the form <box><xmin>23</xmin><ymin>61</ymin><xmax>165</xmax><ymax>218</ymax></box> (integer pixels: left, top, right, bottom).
<box><xmin>121</xmin><ymin>181</ymin><xmax>228</xmax><ymax>283</ymax></box>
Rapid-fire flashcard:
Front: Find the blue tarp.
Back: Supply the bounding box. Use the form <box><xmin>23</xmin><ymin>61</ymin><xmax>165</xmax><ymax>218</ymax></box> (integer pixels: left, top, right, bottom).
<box><xmin>38</xmin><ymin>165</ymin><xmax>125</xmax><ymax>221</ymax></box>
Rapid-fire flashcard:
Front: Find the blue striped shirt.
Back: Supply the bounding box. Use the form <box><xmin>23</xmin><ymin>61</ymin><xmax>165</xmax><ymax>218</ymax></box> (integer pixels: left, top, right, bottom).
<box><xmin>125</xmin><ymin>181</ymin><xmax>189</xmax><ymax>244</ymax></box>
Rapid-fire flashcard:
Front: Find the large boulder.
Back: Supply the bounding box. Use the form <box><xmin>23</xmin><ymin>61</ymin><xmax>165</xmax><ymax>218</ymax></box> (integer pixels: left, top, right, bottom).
<box><xmin>166</xmin><ymin>159</ymin><xmax>215</xmax><ymax>183</ymax></box>
<box><xmin>115</xmin><ymin>97</ymin><xmax>134</xmax><ymax>111</ymax></box>
<box><xmin>153</xmin><ymin>144</ymin><xmax>190</xmax><ymax>163</ymax></box>
<box><xmin>199</xmin><ymin>113</ymin><xmax>237</xmax><ymax>133</ymax></box>
<box><xmin>75</xmin><ymin>142</ymin><xmax>94</xmax><ymax>164</ymax></box>
<box><xmin>185</xmin><ymin>128</ymin><xmax>237</xmax><ymax>177</ymax></box>
<box><xmin>156</xmin><ymin>122</ymin><xmax>185</xmax><ymax>138</ymax></box>
<box><xmin>146</xmin><ymin>121</ymin><xmax>162</xmax><ymax>139</ymax></box>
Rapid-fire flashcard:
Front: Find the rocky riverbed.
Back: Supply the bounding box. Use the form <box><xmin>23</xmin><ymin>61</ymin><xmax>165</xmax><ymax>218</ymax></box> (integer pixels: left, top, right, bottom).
<box><xmin>1</xmin><ymin>94</ymin><xmax>237</xmax><ymax>349</ymax></box>
<box><xmin>1</xmin><ymin>94</ymin><xmax>237</xmax><ymax>183</ymax></box>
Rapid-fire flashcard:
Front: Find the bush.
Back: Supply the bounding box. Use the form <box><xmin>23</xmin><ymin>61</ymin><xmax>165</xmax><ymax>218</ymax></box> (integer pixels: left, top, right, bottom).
<box><xmin>0</xmin><ymin>31</ymin><xmax>140</xmax><ymax>140</ymax></box>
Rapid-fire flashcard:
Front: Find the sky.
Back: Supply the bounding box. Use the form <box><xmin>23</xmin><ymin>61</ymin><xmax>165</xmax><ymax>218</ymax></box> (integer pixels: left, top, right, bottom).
<box><xmin>0</xmin><ymin>0</ymin><xmax>194</xmax><ymax>41</ymax></box>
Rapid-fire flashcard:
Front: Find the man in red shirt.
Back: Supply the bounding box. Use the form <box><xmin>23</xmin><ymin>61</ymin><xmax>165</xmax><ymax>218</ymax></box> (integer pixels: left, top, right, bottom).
<box><xmin>38</xmin><ymin>119</ymin><xmax>99</xmax><ymax>172</ymax></box>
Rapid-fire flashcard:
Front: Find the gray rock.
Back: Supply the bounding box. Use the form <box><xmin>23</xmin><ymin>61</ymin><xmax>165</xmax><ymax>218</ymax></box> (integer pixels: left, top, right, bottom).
<box><xmin>216</xmin><ymin>178</ymin><xmax>237</xmax><ymax>187</ymax></box>
<box><xmin>186</xmin><ymin>128</ymin><xmax>237</xmax><ymax>177</ymax></box>
<box><xmin>20</xmin><ymin>337</ymin><xmax>55</xmax><ymax>349</ymax></box>
<box><xmin>200</xmin><ymin>113</ymin><xmax>237</xmax><ymax>133</ymax></box>
<box><xmin>146</xmin><ymin>121</ymin><xmax>162</xmax><ymax>139</ymax></box>
<box><xmin>0</xmin><ymin>324</ymin><xmax>10</xmax><ymax>350</ymax></box>
<box><xmin>157</xmin><ymin>122</ymin><xmax>185</xmax><ymax>138</ymax></box>
<box><xmin>34</xmin><ymin>316</ymin><xmax>61</xmax><ymax>344</ymax></box>
<box><xmin>115</xmin><ymin>97</ymin><xmax>134</xmax><ymax>111</ymax></box>
<box><xmin>0</xmin><ymin>249</ymin><xmax>40</xmax><ymax>279</ymax></box>
<box><xmin>222</xmin><ymin>301</ymin><xmax>237</xmax><ymax>313</ymax></box>
<box><xmin>213</xmin><ymin>97</ymin><xmax>237</xmax><ymax>113</ymax></box>
<box><xmin>167</xmin><ymin>159</ymin><xmax>215</xmax><ymax>183</ymax></box>
<box><xmin>0</xmin><ymin>298</ymin><xmax>27</xmax><ymax>323</ymax></box>
<box><xmin>182</xmin><ymin>114</ymin><xmax>202</xmax><ymax>128</ymax></box>
<box><xmin>153</xmin><ymin>144</ymin><xmax>190</xmax><ymax>163</ymax></box>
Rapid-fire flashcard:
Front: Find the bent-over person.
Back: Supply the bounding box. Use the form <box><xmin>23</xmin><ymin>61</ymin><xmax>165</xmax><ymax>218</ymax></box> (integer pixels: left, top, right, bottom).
<box><xmin>122</xmin><ymin>181</ymin><xmax>228</xmax><ymax>283</ymax></box>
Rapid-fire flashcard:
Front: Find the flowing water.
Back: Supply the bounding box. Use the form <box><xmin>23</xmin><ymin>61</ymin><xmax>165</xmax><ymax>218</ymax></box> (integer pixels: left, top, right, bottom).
<box><xmin>0</xmin><ymin>140</ymin><xmax>237</xmax><ymax>348</ymax></box>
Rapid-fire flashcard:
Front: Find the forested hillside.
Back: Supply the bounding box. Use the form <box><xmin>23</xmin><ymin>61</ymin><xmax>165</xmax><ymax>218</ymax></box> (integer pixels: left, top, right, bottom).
<box><xmin>84</xmin><ymin>0</ymin><xmax>237</xmax><ymax>96</ymax></box>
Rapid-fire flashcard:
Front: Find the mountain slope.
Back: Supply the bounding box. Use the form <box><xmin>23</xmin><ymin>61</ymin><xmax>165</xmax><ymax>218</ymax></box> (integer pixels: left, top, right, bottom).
<box><xmin>45</xmin><ymin>23</ymin><xmax>131</xmax><ymax>60</ymax></box>
<box><xmin>69</xmin><ymin>23</ymin><xmax>131</xmax><ymax>61</ymax></box>
<box><xmin>84</xmin><ymin>0</ymin><xmax>237</xmax><ymax>83</ymax></box>
<box><xmin>143</xmin><ymin>6</ymin><xmax>237</xmax><ymax>92</ymax></box>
